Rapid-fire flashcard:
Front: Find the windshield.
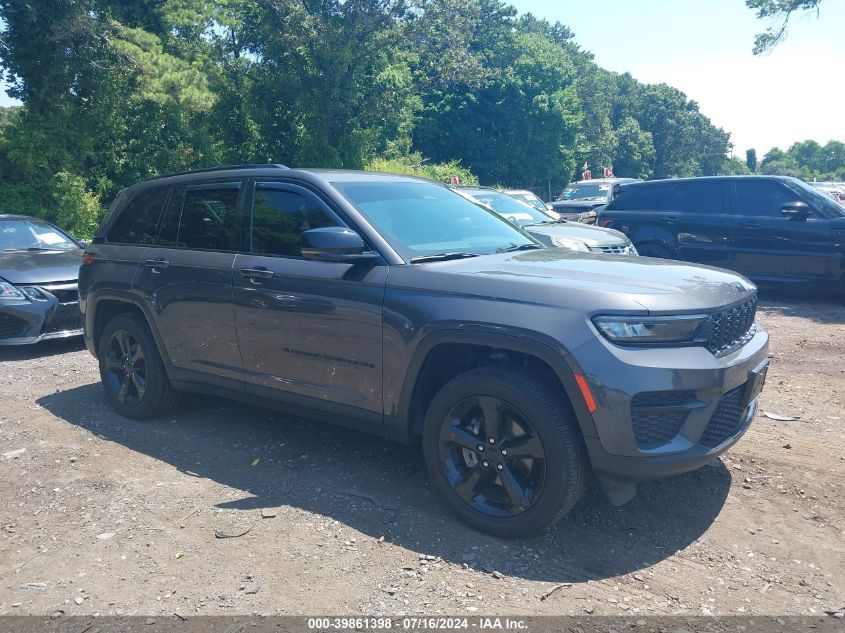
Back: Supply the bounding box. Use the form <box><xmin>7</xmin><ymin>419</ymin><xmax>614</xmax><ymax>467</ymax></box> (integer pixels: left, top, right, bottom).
<box><xmin>331</xmin><ymin>181</ymin><xmax>538</xmax><ymax>259</ymax></box>
<box><xmin>0</xmin><ymin>220</ymin><xmax>79</xmax><ymax>251</ymax></box>
<box><xmin>785</xmin><ymin>179</ymin><xmax>845</xmax><ymax>218</ymax></box>
<box><xmin>510</xmin><ymin>192</ymin><xmax>549</xmax><ymax>213</ymax></box>
<box><xmin>462</xmin><ymin>190</ymin><xmax>553</xmax><ymax>226</ymax></box>
<box><xmin>559</xmin><ymin>182</ymin><xmax>611</xmax><ymax>202</ymax></box>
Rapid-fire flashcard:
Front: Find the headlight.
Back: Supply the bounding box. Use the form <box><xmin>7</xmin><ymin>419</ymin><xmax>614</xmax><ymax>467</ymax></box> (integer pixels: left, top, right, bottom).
<box><xmin>593</xmin><ymin>314</ymin><xmax>709</xmax><ymax>345</ymax></box>
<box><xmin>552</xmin><ymin>236</ymin><xmax>590</xmax><ymax>252</ymax></box>
<box><xmin>0</xmin><ymin>280</ymin><xmax>25</xmax><ymax>300</ymax></box>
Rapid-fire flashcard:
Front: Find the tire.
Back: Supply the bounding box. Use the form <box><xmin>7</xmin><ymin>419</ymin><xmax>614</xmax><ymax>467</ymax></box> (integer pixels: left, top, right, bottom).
<box><xmin>636</xmin><ymin>242</ymin><xmax>674</xmax><ymax>259</ymax></box>
<box><xmin>97</xmin><ymin>312</ymin><xmax>180</xmax><ymax>419</ymax></box>
<box><xmin>422</xmin><ymin>366</ymin><xmax>588</xmax><ymax>538</ymax></box>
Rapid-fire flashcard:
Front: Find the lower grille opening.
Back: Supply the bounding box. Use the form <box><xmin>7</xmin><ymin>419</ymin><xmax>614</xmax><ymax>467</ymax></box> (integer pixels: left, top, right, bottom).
<box><xmin>699</xmin><ymin>384</ymin><xmax>747</xmax><ymax>448</ymax></box>
<box><xmin>0</xmin><ymin>313</ymin><xmax>29</xmax><ymax>339</ymax></box>
<box><xmin>631</xmin><ymin>390</ymin><xmax>697</xmax><ymax>447</ymax></box>
<box><xmin>44</xmin><ymin>303</ymin><xmax>82</xmax><ymax>334</ymax></box>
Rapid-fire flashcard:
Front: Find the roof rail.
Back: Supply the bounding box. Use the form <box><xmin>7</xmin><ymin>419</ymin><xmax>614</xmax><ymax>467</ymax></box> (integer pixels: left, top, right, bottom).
<box><xmin>146</xmin><ymin>163</ymin><xmax>289</xmax><ymax>181</ymax></box>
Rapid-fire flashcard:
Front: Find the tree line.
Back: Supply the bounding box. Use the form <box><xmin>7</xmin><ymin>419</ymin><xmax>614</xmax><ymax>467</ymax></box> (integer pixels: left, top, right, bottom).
<box><xmin>1</xmin><ymin>0</ymin><xmax>744</xmax><ymax>238</ymax></box>
<box><xmin>745</xmin><ymin>140</ymin><xmax>845</xmax><ymax>182</ymax></box>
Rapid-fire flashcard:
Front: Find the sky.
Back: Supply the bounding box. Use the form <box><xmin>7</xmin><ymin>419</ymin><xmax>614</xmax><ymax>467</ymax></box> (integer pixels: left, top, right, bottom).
<box><xmin>508</xmin><ymin>0</ymin><xmax>845</xmax><ymax>156</ymax></box>
<box><xmin>1</xmin><ymin>0</ymin><xmax>843</xmax><ymax>156</ymax></box>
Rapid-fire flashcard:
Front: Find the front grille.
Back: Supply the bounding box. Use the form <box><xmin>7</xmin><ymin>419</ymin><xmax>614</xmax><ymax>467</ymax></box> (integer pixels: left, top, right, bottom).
<box><xmin>40</xmin><ymin>283</ymin><xmax>79</xmax><ymax>304</ymax></box>
<box><xmin>589</xmin><ymin>243</ymin><xmax>636</xmax><ymax>255</ymax></box>
<box><xmin>44</xmin><ymin>302</ymin><xmax>82</xmax><ymax>334</ymax></box>
<box><xmin>0</xmin><ymin>313</ymin><xmax>28</xmax><ymax>339</ymax></box>
<box><xmin>631</xmin><ymin>390</ymin><xmax>697</xmax><ymax>447</ymax></box>
<box><xmin>707</xmin><ymin>296</ymin><xmax>757</xmax><ymax>356</ymax></box>
<box><xmin>699</xmin><ymin>384</ymin><xmax>747</xmax><ymax>448</ymax></box>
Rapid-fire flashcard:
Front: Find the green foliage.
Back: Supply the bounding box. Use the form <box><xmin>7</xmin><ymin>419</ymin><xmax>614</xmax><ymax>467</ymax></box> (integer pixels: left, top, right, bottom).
<box><xmin>0</xmin><ymin>0</ymin><xmax>741</xmax><ymax>233</ymax></box>
<box><xmin>49</xmin><ymin>172</ymin><xmax>102</xmax><ymax>241</ymax></box>
<box><xmin>746</xmin><ymin>148</ymin><xmax>757</xmax><ymax>172</ymax></box>
<box><xmin>759</xmin><ymin>140</ymin><xmax>845</xmax><ymax>180</ymax></box>
<box><xmin>746</xmin><ymin>0</ymin><xmax>824</xmax><ymax>54</ymax></box>
<box><xmin>365</xmin><ymin>153</ymin><xmax>479</xmax><ymax>184</ymax></box>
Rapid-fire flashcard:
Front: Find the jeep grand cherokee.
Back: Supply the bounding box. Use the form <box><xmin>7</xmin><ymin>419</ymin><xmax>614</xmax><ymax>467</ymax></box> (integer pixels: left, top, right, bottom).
<box><xmin>78</xmin><ymin>165</ymin><xmax>769</xmax><ymax>537</ymax></box>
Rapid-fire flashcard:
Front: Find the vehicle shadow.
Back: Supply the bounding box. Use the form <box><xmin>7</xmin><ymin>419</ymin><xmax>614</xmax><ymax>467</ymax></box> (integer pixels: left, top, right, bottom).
<box><xmin>0</xmin><ymin>336</ymin><xmax>86</xmax><ymax>361</ymax></box>
<box><xmin>37</xmin><ymin>383</ymin><xmax>732</xmax><ymax>583</ymax></box>
<box><xmin>757</xmin><ymin>290</ymin><xmax>845</xmax><ymax>325</ymax></box>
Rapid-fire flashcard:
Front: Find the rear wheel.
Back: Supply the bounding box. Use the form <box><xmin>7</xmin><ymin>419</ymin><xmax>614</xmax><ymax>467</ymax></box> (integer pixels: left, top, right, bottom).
<box><xmin>98</xmin><ymin>312</ymin><xmax>180</xmax><ymax>419</ymax></box>
<box><xmin>422</xmin><ymin>366</ymin><xmax>588</xmax><ymax>537</ymax></box>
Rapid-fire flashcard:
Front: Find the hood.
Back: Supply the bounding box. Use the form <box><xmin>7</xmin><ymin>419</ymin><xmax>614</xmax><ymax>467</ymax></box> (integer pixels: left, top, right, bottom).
<box><xmin>551</xmin><ymin>200</ymin><xmax>605</xmax><ymax>211</ymax></box>
<box><xmin>0</xmin><ymin>249</ymin><xmax>83</xmax><ymax>285</ymax></box>
<box><xmin>523</xmin><ymin>222</ymin><xmax>629</xmax><ymax>247</ymax></box>
<box><xmin>413</xmin><ymin>248</ymin><xmax>756</xmax><ymax>313</ymax></box>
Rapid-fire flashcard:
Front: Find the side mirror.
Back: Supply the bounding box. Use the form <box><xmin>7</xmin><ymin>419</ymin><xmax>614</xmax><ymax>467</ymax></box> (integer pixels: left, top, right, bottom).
<box><xmin>301</xmin><ymin>227</ymin><xmax>378</xmax><ymax>263</ymax></box>
<box><xmin>77</xmin><ymin>241</ymin><xmax>89</xmax><ymax>249</ymax></box>
<box><xmin>780</xmin><ymin>201</ymin><xmax>810</xmax><ymax>219</ymax></box>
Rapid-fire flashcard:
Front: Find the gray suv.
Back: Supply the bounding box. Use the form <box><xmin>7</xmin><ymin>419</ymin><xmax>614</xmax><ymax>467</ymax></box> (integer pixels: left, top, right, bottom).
<box><xmin>78</xmin><ymin>165</ymin><xmax>769</xmax><ymax>537</ymax></box>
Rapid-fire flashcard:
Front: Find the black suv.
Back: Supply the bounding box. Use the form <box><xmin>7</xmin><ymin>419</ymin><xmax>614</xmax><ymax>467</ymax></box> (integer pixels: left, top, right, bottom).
<box><xmin>79</xmin><ymin>165</ymin><xmax>769</xmax><ymax>537</ymax></box>
<box><xmin>598</xmin><ymin>175</ymin><xmax>845</xmax><ymax>290</ymax></box>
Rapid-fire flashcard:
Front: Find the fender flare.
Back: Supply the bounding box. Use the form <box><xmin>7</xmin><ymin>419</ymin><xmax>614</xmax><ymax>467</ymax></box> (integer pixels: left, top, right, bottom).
<box><xmin>396</xmin><ymin>327</ymin><xmax>599</xmax><ymax>441</ymax></box>
<box><xmin>87</xmin><ymin>290</ymin><xmax>173</xmax><ymax>367</ymax></box>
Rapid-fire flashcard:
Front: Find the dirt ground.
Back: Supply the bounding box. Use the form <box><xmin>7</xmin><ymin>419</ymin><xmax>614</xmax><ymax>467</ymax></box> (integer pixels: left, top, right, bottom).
<box><xmin>0</xmin><ymin>292</ymin><xmax>843</xmax><ymax>618</ymax></box>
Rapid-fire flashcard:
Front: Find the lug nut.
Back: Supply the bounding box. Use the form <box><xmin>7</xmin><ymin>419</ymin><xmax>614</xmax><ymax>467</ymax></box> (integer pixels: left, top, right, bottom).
<box><xmin>488</xmin><ymin>437</ymin><xmax>495</xmax><ymax>444</ymax></box>
<box><xmin>501</xmin><ymin>449</ymin><xmax>508</xmax><ymax>456</ymax></box>
<box><xmin>482</xmin><ymin>461</ymin><xmax>489</xmax><ymax>468</ymax></box>
<box><xmin>477</xmin><ymin>445</ymin><xmax>485</xmax><ymax>452</ymax></box>
<box><xmin>496</xmin><ymin>464</ymin><xmax>504</xmax><ymax>471</ymax></box>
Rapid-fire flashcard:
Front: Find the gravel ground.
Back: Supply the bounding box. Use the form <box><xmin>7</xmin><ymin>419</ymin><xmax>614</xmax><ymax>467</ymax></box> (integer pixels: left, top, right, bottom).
<box><xmin>0</xmin><ymin>292</ymin><xmax>843</xmax><ymax>618</ymax></box>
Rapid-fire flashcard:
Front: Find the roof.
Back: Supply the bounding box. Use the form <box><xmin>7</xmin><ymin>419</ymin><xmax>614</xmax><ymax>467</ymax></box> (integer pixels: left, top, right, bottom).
<box><xmin>621</xmin><ymin>175</ymin><xmax>796</xmax><ymax>188</ymax></box>
<box><xmin>124</xmin><ymin>166</ymin><xmax>431</xmax><ymax>194</ymax></box>
<box><xmin>568</xmin><ymin>178</ymin><xmax>639</xmax><ymax>186</ymax></box>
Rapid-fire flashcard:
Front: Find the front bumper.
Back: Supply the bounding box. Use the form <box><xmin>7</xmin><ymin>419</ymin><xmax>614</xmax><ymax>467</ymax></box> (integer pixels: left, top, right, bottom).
<box><xmin>570</xmin><ymin>326</ymin><xmax>769</xmax><ymax>483</ymax></box>
<box><xmin>0</xmin><ymin>282</ymin><xmax>82</xmax><ymax>345</ymax></box>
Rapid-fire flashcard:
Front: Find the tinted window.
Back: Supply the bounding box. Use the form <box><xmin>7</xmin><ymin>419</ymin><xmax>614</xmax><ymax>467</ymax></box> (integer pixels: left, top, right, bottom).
<box><xmin>176</xmin><ymin>184</ymin><xmax>241</xmax><ymax>250</ymax></box>
<box><xmin>156</xmin><ymin>188</ymin><xmax>183</xmax><ymax>247</ymax></box>
<box><xmin>251</xmin><ymin>185</ymin><xmax>339</xmax><ymax>257</ymax></box>
<box><xmin>107</xmin><ymin>188</ymin><xmax>168</xmax><ymax>244</ymax></box>
<box><xmin>733</xmin><ymin>180</ymin><xmax>795</xmax><ymax>217</ymax></box>
<box><xmin>665</xmin><ymin>182</ymin><xmax>725</xmax><ymax>213</ymax></box>
<box><xmin>608</xmin><ymin>184</ymin><xmax>671</xmax><ymax>211</ymax></box>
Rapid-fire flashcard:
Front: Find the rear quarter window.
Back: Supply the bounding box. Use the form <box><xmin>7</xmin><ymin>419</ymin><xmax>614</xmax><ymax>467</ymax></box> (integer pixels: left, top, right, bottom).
<box><xmin>607</xmin><ymin>184</ymin><xmax>671</xmax><ymax>211</ymax></box>
<box><xmin>106</xmin><ymin>188</ymin><xmax>169</xmax><ymax>244</ymax></box>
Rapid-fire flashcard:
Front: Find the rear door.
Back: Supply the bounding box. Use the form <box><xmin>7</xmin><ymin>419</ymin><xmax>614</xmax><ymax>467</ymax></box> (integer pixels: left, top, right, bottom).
<box><xmin>660</xmin><ymin>180</ymin><xmax>732</xmax><ymax>268</ymax></box>
<box><xmin>133</xmin><ymin>181</ymin><xmax>245</xmax><ymax>390</ymax></box>
<box><xmin>233</xmin><ymin>181</ymin><xmax>386</xmax><ymax>420</ymax></box>
<box><xmin>728</xmin><ymin>179</ymin><xmax>833</xmax><ymax>282</ymax></box>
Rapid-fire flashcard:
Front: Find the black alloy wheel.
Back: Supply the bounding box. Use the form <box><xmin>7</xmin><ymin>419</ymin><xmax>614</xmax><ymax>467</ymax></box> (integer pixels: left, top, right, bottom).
<box><xmin>423</xmin><ymin>366</ymin><xmax>588</xmax><ymax>537</ymax></box>
<box><xmin>103</xmin><ymin>329</ymin><xmax>146</xmax><ymax>405</ymax></box>
<box><xmin>438</xmin><ymin>395</ymin><xmax>546</xmax><ymax>518</ymax></box>
<box><xmin>98</xmin><ymin>312</ymin><xmax>180</xmax><ymax>419</ymax></box>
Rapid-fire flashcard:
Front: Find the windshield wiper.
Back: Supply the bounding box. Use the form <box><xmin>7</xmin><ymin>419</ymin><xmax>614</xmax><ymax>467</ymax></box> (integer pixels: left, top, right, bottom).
<box><xmin>409</xmin><ymin>252</ymin><xmax>480</xmax><ymax>263</ymax></box>
<box><xmin>496</xmin><ymin>243</ymin><xmax>543</xmax><ymax>253</ymax></box>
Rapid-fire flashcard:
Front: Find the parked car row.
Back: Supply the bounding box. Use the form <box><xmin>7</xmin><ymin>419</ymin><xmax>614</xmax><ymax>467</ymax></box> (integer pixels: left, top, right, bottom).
<box><xmin>597</xmin><ymin>175</ymin><xmax>845</xmax><ymax>291</ymax></box>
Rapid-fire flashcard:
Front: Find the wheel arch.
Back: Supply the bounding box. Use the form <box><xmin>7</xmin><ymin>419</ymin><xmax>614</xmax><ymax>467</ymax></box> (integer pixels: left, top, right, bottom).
<box><xmin>396</xmin><ymin>329</ymin><xmax>598</xmax><ymax>444</ymax></box>
<box><xmin>89</xmin><ymin>292</ymin><xmax>171</xmax><ymax>367</ymax></box>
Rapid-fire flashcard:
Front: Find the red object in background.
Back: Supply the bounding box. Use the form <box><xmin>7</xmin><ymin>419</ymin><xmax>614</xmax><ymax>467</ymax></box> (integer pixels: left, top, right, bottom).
<box><xmin>450</xmin><ymin>176</ymin><xmax>460</xmax><ymax>185</ymax></box>
<box><xmin>604</xmin><ymin>166</ymin><xmax>613</xmax><ymax>178</ymax></box>
<box><xmin>582</xmin><ymin>170</ymin><xmax>592</xmax><ymax>180</ymax></box>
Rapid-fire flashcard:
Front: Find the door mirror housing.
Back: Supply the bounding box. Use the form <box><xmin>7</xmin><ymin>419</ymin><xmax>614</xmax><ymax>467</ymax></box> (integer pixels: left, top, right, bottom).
<box><xmin>780</xmin><ymin>201</ymin><xmax>810</xmax><ymax>219</ymax></box>
<box><xmin>301</xmin><ymin>227</ymin><xmax>379</xmax><ymax>263</ymax></box>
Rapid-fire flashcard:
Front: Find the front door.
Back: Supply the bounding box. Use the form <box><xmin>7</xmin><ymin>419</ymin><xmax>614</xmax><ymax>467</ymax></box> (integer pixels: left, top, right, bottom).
<box><xmin>728</xmin><ymin>179</ymin><xmax>833</xmax><ymax>282</ymax></box>
<box><xmin>233</xmin><ymin>181</ymin><xmax>386</xmax><ymax>419</ymax></box>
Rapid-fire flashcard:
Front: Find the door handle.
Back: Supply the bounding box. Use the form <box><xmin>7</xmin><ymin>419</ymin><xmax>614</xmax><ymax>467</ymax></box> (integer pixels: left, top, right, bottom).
<box><xmin>662</xmin><ymin>216</ymin><xmax>678</xmax><ymax>223</ymax></box>
<box><xmin>240</xmin><ymin>267</ymin><xmax>274</xmax><ymax>280</ymax></box>
<box><xmin>738</xmin><ymin>221</ymin><xmax>760</xmax><ymax>228</ymax></box>
<box><xmin>144</xmin><ymin>258</ymin><xmax>170</xmax><ymax>271</ymax></box>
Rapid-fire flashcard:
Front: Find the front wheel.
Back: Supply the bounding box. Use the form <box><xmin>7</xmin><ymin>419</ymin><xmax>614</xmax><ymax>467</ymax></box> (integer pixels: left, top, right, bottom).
<box><xmin>98</xmin><ymin>312</ymin><xmax>180</xmax><ymax>419</ymax></box>
<box><xmin>422</xmin><ymin>366</ymin><xmax>588</xmax><ymax>537</ymax></box>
